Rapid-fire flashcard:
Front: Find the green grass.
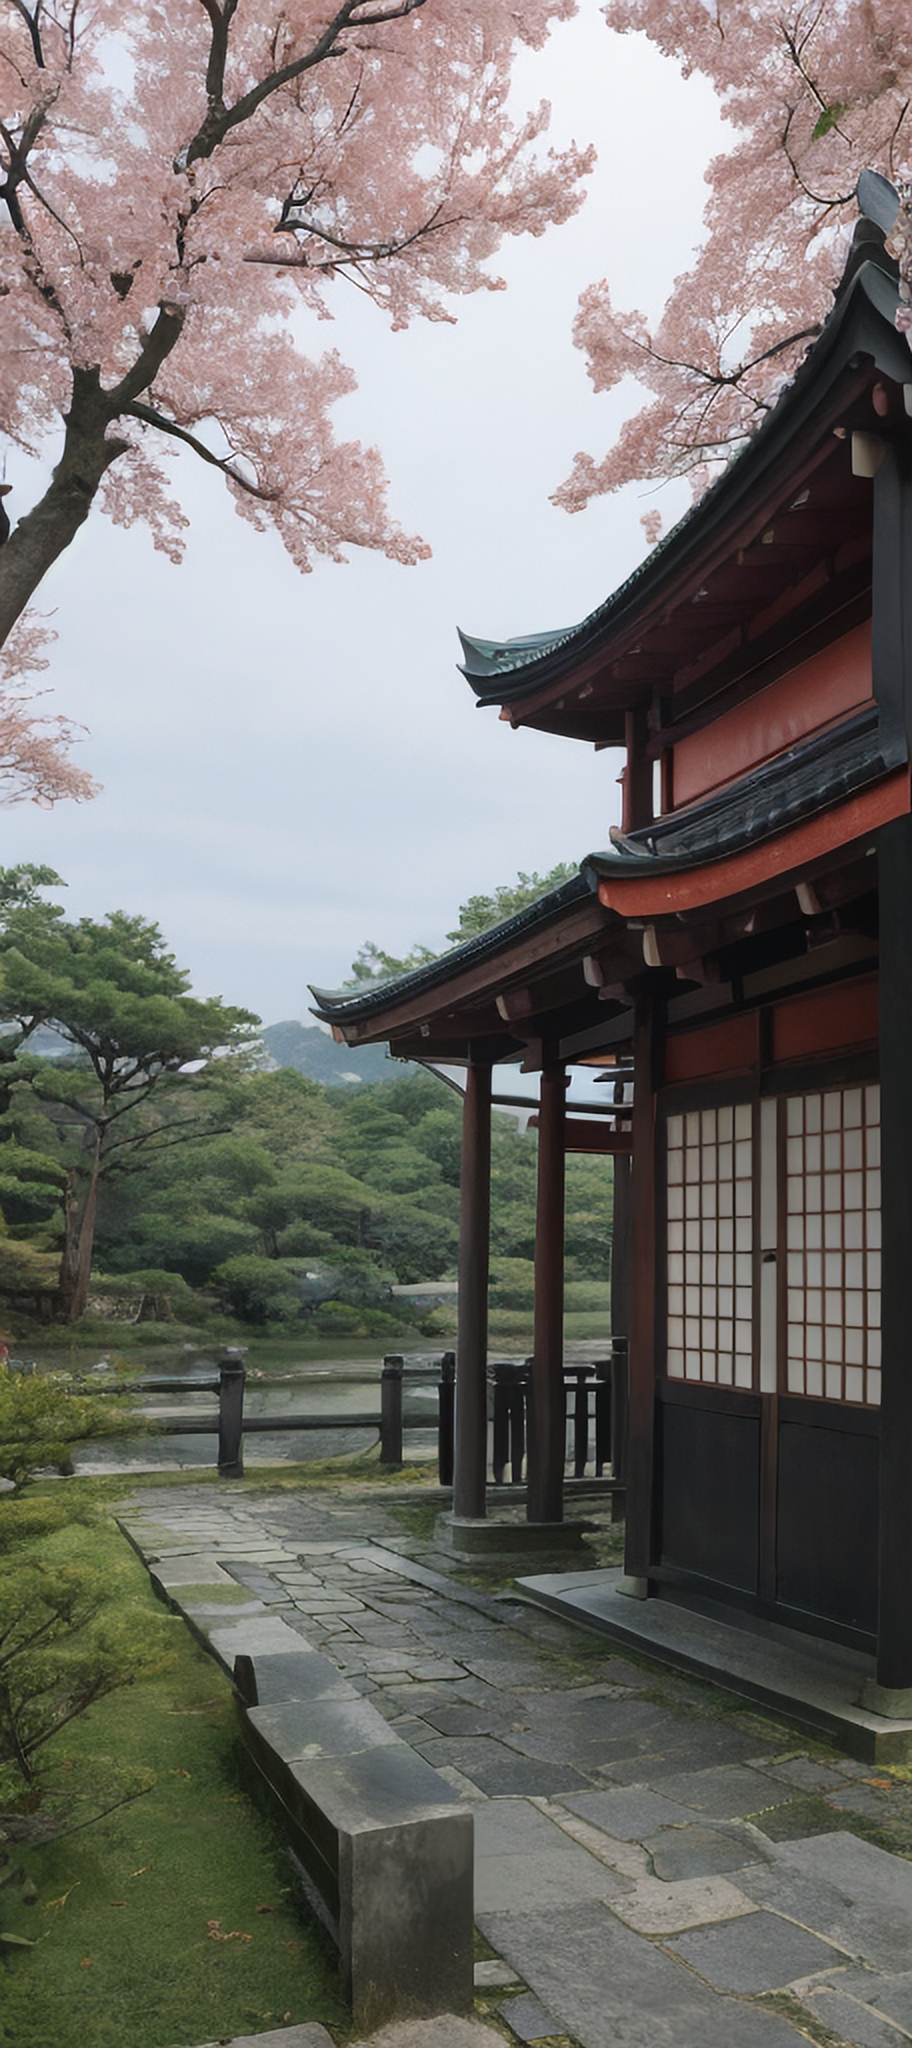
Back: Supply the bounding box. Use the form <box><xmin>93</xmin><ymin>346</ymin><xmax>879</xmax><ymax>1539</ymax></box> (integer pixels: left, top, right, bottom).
<box><xmin>0</xmin><ymin>1504</ymin><xmax>347</xmax><ymax>2048</ymax></box>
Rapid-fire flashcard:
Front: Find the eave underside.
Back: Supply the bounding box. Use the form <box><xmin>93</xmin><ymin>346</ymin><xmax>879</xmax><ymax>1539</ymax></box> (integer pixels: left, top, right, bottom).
<box><xmin>312</xmin><ymin>797</ymin><xmax>903</xmax><ymax>1074</ymax></box>
<box><xmin>461</xmin><ymin>259</ymin><xmax>912</xmax><ymax>755</ymax></box>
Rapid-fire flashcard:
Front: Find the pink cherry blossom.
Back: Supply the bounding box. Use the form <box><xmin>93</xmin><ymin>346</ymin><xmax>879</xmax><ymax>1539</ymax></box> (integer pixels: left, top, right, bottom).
<box><xmin>0</xmin><ymin>0</ymin><xmax>594</xmax><ymax>735</ymax></box>
<box><xmin>556</xmin><ymin>1</ymin><xmax>912</xmax><ymax>515</ymax></box>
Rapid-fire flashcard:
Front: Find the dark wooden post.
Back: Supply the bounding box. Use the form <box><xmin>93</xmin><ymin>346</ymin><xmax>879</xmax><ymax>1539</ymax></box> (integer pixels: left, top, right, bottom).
<box><xmin>624</xmin><ymin>707</ymin><xmax>654</xmax><ymax>831</ymax></box>
<box><xmin>611</xmin><ymin>1151</ymin><xmax>632</xmax><ymax>1344</ymax></box>
<box><xmin>437</xmin><ymin>1351</ymin><xmax>455</xmax><ymax>1486</ymax></box>
<box><xmin>380</xmin><ymin>1354</ymin><xmax>404</xmax><ymax>1465</ymax></box>
<box><xmin>571</xmin><ymin>1368</ymin><xmax>591</xmax><ymax>1477</ymax></box>
<box><xmin>594</xmin><ymin>1360</ymin><xmax>611</xmax><ymax>1477</ymax></box>
<box><xmin>872</xmin><ymin>443</ymin><xmax>912</xmax><ymax>1699</ymax></box>
<box><xmin>491</xmin><ymin>1362</ymin><xmax>510</xmax><ymax>1486</ymax></box>
<box><xmin>874</xmin><ymin>817</ymin><xmax>912</xmax><ymax>1687</ymax></box>
<box><xmin>610</xmin><ymin>1334</ymin><xmax>629</xmax><ymax>1524</ymax></box>
<box><xmin>454</xmin><ymin>1059</ymin><xmax>492</xmax><ymax>1520</ymax></box>
<box><xmin>509</xmin><ymin>1370</ymin><xmax>527</xmax><ymax>1484</ymax></box>
<box><xmin>622</xmin><ymin>1000</ymin><xmax>659</xmax><ymax>1591</ymax></box>
<box><xmin>217</xmin><ymin>1349</ymin><xmax>246</xmax><ymax>1478</ymax></box>
<box><xmin>610</xmin><ymin>1336</ymin><xmax>629</xmax><ymax>1485</ymax></box>
<box><xmin>527</xmin><ymin>1053</ymin><xmax>566</xmax><ymax>1523</ymax></box>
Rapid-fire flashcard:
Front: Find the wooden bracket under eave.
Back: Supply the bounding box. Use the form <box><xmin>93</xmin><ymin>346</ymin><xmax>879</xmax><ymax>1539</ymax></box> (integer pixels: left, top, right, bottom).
<box><xmin>495</xmin><ymin>986</ymin><xmax>538</xmax><ymax>1022</ymax></box>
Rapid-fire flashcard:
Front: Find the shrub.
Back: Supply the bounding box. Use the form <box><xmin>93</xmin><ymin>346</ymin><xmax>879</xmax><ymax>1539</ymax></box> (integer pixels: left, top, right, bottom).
<box><xmin>210</xmin><ymin>1255</ymin><xmax>301</xmax><ymax>1326</ymax></box>
<box><xmin>0</xmin><ymin>1365</ymin><xmax>125</xmax><ymax>1492</ymax></box>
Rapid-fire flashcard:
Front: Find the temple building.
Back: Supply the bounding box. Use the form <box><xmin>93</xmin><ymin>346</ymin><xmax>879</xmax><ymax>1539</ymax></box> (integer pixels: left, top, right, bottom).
<box><xmin>313</xmin><ymin>213</ymin><xmax>912</xmax><ymax>1714</ymax></box>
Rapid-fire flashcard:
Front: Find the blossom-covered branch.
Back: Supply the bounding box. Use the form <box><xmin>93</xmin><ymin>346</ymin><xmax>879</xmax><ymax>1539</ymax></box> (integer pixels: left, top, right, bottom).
<box><xmin>557</xmin><ymin>0</ymin><xmax>912</xmax><ymax>519</ymax></box>
<box><xmin>0</xmin><ymin>0</ymin><xmax>593</xmax><ymax>664</ymax></box>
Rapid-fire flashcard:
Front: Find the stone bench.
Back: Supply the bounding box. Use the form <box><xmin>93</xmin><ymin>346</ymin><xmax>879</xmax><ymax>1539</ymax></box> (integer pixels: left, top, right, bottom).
<box><xmin>215</xmin><ymin>1620</ymin><xmax>474</xmax><ymax>2031</ymax></box>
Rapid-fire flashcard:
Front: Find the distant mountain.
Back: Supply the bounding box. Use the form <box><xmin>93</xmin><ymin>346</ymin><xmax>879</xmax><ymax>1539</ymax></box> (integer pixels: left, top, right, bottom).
<box><xmin>260</xmin><ymin>1020</ymin><xmax>415</xmax><ymax>1086</ymax></box>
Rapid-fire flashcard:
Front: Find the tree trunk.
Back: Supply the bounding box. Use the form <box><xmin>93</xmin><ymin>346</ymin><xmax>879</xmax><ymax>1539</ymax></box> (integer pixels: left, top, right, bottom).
<box><xmin>0</xmin><ymin>369</ymin><xmax>126</xmax><ymax>651</ymax></box>
<box><xmin>57</xmin><ymin>1142</ymin><xmax>103</xmax><ymax>1323</ymax></box>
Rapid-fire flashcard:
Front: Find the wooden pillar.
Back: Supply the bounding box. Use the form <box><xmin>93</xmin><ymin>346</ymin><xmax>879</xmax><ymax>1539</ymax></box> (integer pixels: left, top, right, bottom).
<box><xmin>624</xmin><ymin>708</ymin><xmax>654</xmax><ymax>831</ymax></box>
<box><xmin>623</xmin><ymin>999</ymin><xmax>660</xmax><ymax>1591</ymax></box>
<box><xmin>527</xmin><ymin>1053</ymin><xmax>566</xmax><ymax>1524</ymax></box>
<box><xmin>453</xmin><ymin>1059</ymin><xmax>491</xmax><ymax>1521</ymax></box>
<box><xmin>875</xmin><ymin>815</ymin><xmax>912</xmax><ymax>1687</ymax></box>
<box><xmin>872</xmin><ymin>443</ymin><xmax>912</xmax><ymax>1694</ymax></box>
<box><xmin>611</xmin><ymin>1152</ymin><xmax>632</xmax><ymax>1342</ymax></box>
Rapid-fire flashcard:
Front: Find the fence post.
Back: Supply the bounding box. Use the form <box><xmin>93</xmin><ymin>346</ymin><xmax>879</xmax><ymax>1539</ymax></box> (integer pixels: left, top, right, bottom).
<box><xmin>570</xmin><ymin>1367</ymin><xmax>591</xmax><ymax>1478</ymax></box>
<box><xmin>380</xmin><ymin>1354</ymin><xmax>404</xmax><ymax>1466</ymax></box>
<box><xmin>594</xmin><ymin>1359</ymin><xmax>612</xmax><ymax>1477</ymax></box>
<box><xmin>218</xmin><ymin>1349</ymin><xmax>246</xmax><ymax>1478</ymax></box>
<box><xmin>490</xmin><ymin>1362</ymin><xmax>528</xmax><ymax>1484</ymax></box>
<box><xmin>508</xmin><ymin>1368</ymin><xmax>527</xmax><ymax>1484</ymax></box>
<box><xmin>491</xmin><ymin>1363</ymin><xmax>509</xmax><ymax>1486</ymax></box>
<box><xmin>610</xmin><ymin>1335</ymin><xmax>629</xmax><ymax>1520</ymax></box>
<box><xmin>438</xmin><ymin>1351</ymin><xmax>455</xmax><ymax>1486</ymax></box>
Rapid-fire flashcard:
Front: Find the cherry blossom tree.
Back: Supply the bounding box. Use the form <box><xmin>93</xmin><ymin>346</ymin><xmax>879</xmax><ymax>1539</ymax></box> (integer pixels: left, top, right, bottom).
<box><xmin>556</xmin><ymin>1</ymin><xmax>912</xmax><ymax>522</ymax></box>
<box><xmin>0</xmin><ymin>613</ymin><xmax>95</xmax><ymax>803</ymax></box>
<box><xmin>0</xmin><ymin>0</ymin><xmax>593</xmax><ymax>670</ymax></box>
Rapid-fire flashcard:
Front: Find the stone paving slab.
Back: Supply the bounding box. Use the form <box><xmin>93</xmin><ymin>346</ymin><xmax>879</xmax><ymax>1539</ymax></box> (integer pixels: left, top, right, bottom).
<box><xmin>647</xmin><ymin>1764</ymin><xmax>795</xmax><ymax>1820</ymax></box>
<box><xmin>479</xmin><ymin>1900</ymin><xmax>810</xmax><ymax>2048</ymax></box>
<box><xmin>121</xmin><ymin>1487</ymin><xmax>912</xmax><ymax>2048</ymax></box>
<box><xmin>517</xmin><ymin>1568</ymin><xmax>912</xmax><ymax>1762</ymax></box>
<box><xmin>234</xmin><ymin>1649</ymin><xmax>357</xmax><ymax>1707</ymax></box>
<box><xmin>666</xmin><ymin>1906</ymin><xmax>846</xmax><ymax>1991</ymax></box>
<box><xmin>474</xmin><ymin>1962</ymin><xmax>521</xmax><ymax>1989</ymax></box>
<box><xmin>188</xmin><ymin>2029</ymin><xmax>333</xmax><ymax>2048</ymax></box>
<box><xmin>415</xmin><ymin>1736</ymin><xmax>593</xmax><ymax>1799</ymax></box>
<box><xmin>609</xmin><ymin>1873</ymin><xmax>758</xmax><ymax>1936</ymax></box>
<box><xmin>496</xmin><ymin>1992</ymin><xmax>562</xmax><ymax>2041</ymax></box>
<box><xmin>796</xmin><ymin>1966</ymin><xmax>912</xmax><ymax>2035</ymax></box>
<box><xmin>644</xmin><ymin>1820</ymin><xmax>772</xmax><ymax>1881</ymax></box>
<box><xmin>247</xmin><ymin>1694</ymin><xmax>404</xmax><ymax>1761</ymax></box>
<box><xmin>421</xmin><ymin>1703</ymin><xmax>511</xmax><ymax>1738</ymax></box>
<box><xmin>556</xmin><ymin>1784</ymin><xmax>707</xmax><ymax>1839</ymax></box>
<box><xmin>472</xmin><ymin>1797</ymin><xmax>631</xmax><ymax>1914</ymax></box>
<box><xmin>765</xmin><ymin>1755</ymin><xmax>849</xmax><ymax>1793</ymax></box>
<box><xmin>205</xmin><ymin>1614</ymin><xmax>317</xmax><ymax>1672</ymax></box>
<box><xmin>793</xmin><ymin>1980</ymin><xmax>912</xmax><ymax>2047</ymax></box>
<box><xmin>151</xmin><ymin>1552</ymin><xmax>236</xmax><ymax>1585</ymax></box>
<box><xmin>740</xmin><ymin>1832</ymin><xmax>912</xmax><ymax>1974</ymax></box>
<box><xmin>598</xmin><ymin>1717</ymin><xmax>768</xmax><ymax>1779</ymax></box>
<box><xmin>353</xmin><ymin>2021</ymin><xmax>508</xmax><ymax>2048</ymax></box>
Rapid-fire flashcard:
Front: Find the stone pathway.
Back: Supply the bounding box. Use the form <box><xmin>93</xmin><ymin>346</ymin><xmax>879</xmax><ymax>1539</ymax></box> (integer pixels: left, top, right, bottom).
<box><xmin>120</xmin><ymin>1485</ymin><xmax>912</xmax><ymax>2048</ymax></box>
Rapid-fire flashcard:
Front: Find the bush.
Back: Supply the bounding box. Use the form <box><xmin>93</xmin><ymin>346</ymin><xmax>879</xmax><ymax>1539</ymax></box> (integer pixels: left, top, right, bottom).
<box><xmin>488</xmin><ymin>1256</ymin><xmax>536</xmax><ymax>1311</ymax></box>
<box><xmin>309</xmin><ymin>1300</ymin><xmax>412</xmax><ymax>1338</ymax></box>
<box><xmin>0</xmin><ymin>1498</ymin><xmax>173</xmax><ymax>1859</ymax></box>
<box><xmin>0</xmin><ymin>1366</ymin><xmax>125</xmax><ymax>1491</ymax></box>
<box><xmin>564</xmin><ymin>1279</ymin><xmax>612</xmax><ymax>1314</ymax></box>
<box><xmin>210</xmin><ymin>1254</ymin><xmax>301</xmax><ymax>1326</ymax></box>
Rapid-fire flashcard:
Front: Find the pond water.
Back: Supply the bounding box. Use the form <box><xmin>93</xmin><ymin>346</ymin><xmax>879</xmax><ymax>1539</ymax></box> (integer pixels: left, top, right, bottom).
<box><xmin>70</xmin><ymin>1356</ymin><xmax>443</xmax><ymax>1475</ymax></box>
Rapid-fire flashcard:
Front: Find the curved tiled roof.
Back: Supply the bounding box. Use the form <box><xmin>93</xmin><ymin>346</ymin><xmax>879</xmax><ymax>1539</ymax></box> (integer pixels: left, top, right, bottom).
<box><xmin>583</xmin><ymin>708</ymin><xmax>902</xmax><ymax>882</ymax></box>
<box><xmin>310</xmin><ymin>871</ymin><xmax>592</xmax><ymax>1025</ymax></box>
<box><xmin>458</xmin><ymin>236</ymin><xmax>907</xmax><ymax>714</ymax></box>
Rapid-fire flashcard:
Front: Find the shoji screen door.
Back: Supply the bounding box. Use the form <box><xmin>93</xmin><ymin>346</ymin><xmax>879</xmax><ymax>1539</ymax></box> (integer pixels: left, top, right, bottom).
<box><xmin>665</xmin><ymin>1084</ymin><xmax>881</xmax><ymax>1407</ymax></box>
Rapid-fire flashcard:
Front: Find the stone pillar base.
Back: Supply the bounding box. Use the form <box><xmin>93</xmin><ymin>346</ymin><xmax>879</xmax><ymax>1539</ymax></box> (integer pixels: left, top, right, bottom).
<box><xmin>616</xmin><ymin>1574</ymin><xmax>650</xmax><ymax>1600</ymax></box>
<box><xmin>860</xmin><ymin>1678</ymin><xmax>912</xmax><ymax>1719</ymax></box>
<box><xmin>436</xmin><ymin>1513</ymin><xmax>592</xmax><ymax>1562</ymax></box>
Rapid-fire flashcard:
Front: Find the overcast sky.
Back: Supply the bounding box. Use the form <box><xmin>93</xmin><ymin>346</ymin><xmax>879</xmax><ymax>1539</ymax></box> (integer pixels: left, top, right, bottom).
<box><xmin>3</xmin><ymin>7</ymin><xmax>726</xmax><ymax>1028</ymax></box>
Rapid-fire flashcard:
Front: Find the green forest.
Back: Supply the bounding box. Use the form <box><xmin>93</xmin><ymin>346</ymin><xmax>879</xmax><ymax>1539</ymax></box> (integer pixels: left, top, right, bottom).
<box><xmin>0</xmin><ymin>868</ymin><xmax>612</xmax><ymax>1347</ymax></box>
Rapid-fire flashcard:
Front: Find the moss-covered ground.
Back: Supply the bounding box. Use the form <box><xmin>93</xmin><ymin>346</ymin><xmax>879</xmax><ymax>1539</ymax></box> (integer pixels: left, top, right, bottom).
<box><xmin>0</xmin><ymin>1496</ymin><xmax>348</xmax><ymax>2048</ymax></box>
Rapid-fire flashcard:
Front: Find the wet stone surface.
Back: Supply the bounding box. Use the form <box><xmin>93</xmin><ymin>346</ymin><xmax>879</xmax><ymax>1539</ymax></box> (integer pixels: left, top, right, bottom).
<box><xmin>119</xmin><ymin>1482</ymin><xmax>912</xmax><ymax>2048</ymax></box>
